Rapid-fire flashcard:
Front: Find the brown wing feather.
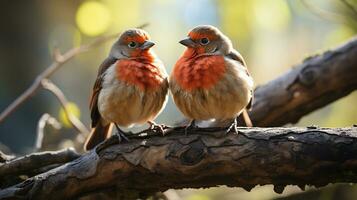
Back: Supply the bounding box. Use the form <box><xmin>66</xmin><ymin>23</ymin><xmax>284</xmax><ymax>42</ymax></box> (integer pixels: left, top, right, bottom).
<box><xmin>90</xmin><ymin>56</ymin><xmax>117</xmax><ymax>127</ymax></box>
<box><xmin>226</xmin><ymin>49</ymin><xmax>246</xmax><ymax>66</ymax></box>
<box><xmin>226</xmin><ymin>50</ymin><xmax>253</xmax><ymax>110</ymax></box>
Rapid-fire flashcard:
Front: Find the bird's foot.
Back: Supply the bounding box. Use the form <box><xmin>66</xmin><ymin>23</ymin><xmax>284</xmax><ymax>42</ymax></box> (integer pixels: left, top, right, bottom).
<box><xmin>226</xmin><ymin>118</ymin><xmax>238</xmax><ymax>134</ymax></box>
<box><xmin>114</xmin><ymin>124</ymin><xmax>130</xmax><ymax>142</ymax></box>
<box><xmin>147</xmin><ymin>121</ymin><xmax>165</xmax><ymax>136</ymax></box>
<box><xmin>95</xmin><ymin>124</ymin><xmax>129</xmax><ymax>152</ymax></box>
<box><xmin>185</xmin><ymin>120</ymin><xmax>197</xmax><ymax>136</ymax></box>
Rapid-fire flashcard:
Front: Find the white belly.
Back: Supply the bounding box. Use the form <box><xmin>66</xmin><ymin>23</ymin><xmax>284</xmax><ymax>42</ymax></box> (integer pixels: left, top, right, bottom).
<box><xmin>170</xmin><ymin>58</ymin><xmax>253</xmax><ymax>120</ymax></box>
<box><xmin>98</xmin><ymin>65</ymin><xmax>168</xmax><ymax>127</ymax></box>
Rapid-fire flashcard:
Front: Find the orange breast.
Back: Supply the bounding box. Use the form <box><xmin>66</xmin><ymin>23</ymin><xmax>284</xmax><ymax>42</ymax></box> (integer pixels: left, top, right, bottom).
<box><xmin>173</xmin><ymin>54</ymin><xmax>226</xmax><ymax>91</ymax></box>
<box><xmin>116</xmin><ymin>60</ymin><xmax>165</xmax><ymax>91</ymax></box>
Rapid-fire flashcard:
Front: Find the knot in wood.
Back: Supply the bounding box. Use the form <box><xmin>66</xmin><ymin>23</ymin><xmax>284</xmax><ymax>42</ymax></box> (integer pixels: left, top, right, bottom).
<box><xmin>299</xmin><ymin>67</ymin><xmax>317</xmax><ymax>86</ymax></box>
<box><xmin>273</xmin><ymin>185</ymin><xmax>286</xmax><ymax>194</ymax></box>
<box><xmin>180</xmin><ymin>140</ymin><xmax>205</xmax><ymax>166</ymax></box>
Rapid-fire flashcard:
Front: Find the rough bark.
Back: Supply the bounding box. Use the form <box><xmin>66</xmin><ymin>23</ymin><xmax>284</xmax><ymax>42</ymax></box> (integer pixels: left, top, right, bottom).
<box><xmin>244</xmin><ymin>37</ymin><xmax>357</xmax><ymax>126</ymax></box>
<box><xmin>0</xmin><ymin>35</ymin><xmax>357</xmax><ymax>200</ymax></box>
<box><xmin>0</xmin><ymin>148</ymin><xmax>79</xmax><ymax>177</ymax></box>
<box><xmin>0</xmin><ymin>148</ymin><xmax>80</xmax><ymax>189</ymax></box>
<box><xmin>0</xmin><ymin>126</ymin><xmax>357</xmax><ymax>199</ymax></box>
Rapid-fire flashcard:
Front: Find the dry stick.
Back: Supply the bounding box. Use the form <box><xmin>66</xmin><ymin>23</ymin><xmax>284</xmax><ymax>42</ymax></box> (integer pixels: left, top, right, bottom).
<box><xmin>0</xmin><ymin>23</ymin><xmax>149</xmax><ymax>124</ymax></box>
<box><xmin>41</xmin><ymin>79</ymin><xmax>89</xmax><ymax>136</ymax></box>
<box><xmin>0</xmin><ymin>152</ymin><xmax>14</xmax><ymax>163</ymax></box>
<box><xmin>0</xmin><ymin>37</ymin><xmax>356</xmax><ymax>199</ymax></box>
<box><xmin>300</xmin><ymin>0</ymin><xmax>349</xmax><ymax>24</ymax></box>
<box><xmin>340</xmin><ymin>0</ymin><xmax>357</xmax><ymax>19</ymax></box>
<box><xmin>35</xmin><ymin>113</ymin><xmax>61</xmax><ymax>150</ymax></box>
<box><xmin>0</xmin><ymin>47</ymin><xmax>83</xmax><ymax>123</ymax></box>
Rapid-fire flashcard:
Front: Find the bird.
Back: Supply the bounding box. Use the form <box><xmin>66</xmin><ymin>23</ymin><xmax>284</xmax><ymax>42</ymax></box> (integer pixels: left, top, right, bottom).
<box><xmin>84</xmin><ymin>28</ymin><xmax>169</xmax><ymax>150</ymax></box>
<box><xmin>170</xmin><ymin>25</ymin><xmax>254</xmax><ymax>133</ymax></box>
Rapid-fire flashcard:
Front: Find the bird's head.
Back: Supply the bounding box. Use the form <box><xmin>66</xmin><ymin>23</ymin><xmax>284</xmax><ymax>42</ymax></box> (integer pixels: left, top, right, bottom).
<box><xmin>110</xmin><ymin>28</ymin><xmax>155</xmax><ymax>59</ymax></box>
<box><xmin>179</xmin><ymin>25</ymin><xmax>232</xmax><ymax>56</ymax></box>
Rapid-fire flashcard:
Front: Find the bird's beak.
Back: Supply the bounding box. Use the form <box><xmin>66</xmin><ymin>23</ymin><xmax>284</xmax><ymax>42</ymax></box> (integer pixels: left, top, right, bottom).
<box><xmin>140</xmin><ymin>41</ymin><xmax>155</xmax><ymax>50</ymax></box>
<box><xmin>179</xmin><ymin>38</ymin><xmax>196</xmax><ymax>48</ymax></box>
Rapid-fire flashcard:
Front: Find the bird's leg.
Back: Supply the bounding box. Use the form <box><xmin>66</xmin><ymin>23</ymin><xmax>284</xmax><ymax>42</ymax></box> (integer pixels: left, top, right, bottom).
<box><xmin>147</xmin><ymin>121</ymin><xmax>165</xmax><ymax>135</ymax></box>
<box><xmin>114</xmin><ymin>123</ymin><xmax>130</xmax><ymax>142</ymax></box>
<box><xmin>185</xmin><ymin>120</ymin><xmax>197</xmax><ymax>135</ymax></box>
<box><xmin>226</xmin><ymin>118</ymin><xmax>238</xmax><ymax>134</ymax></box>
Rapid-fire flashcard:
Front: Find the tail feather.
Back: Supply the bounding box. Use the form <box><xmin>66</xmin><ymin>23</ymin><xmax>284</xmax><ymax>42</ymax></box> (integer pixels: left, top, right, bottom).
<box><xmin>84</xmin><ymin>123</ymin><xmax>113</xmax><ymax>151</ymax></box>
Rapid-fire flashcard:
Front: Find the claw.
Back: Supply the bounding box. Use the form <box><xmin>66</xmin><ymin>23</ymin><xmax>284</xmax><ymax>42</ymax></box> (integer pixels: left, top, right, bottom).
<box><xmin>114</xmin><ymin>124</ymin><xmax>130</xmax><ymax>142</ymax></box>
<box><xmin>147</xmin><ymin>121</ymin><xmax>165</xmax><ymax>135</ymax></box>
<box><xmin>226</xmin><ymin>118</ymin><xmax>238</xmax><ymax>134</ymax></box>
<box><xmin>95</xmin><ymin>124</ymin><xmax>129</xmax><ymax>152</ymax></box>
<box><xmin>185</xmin><ymin>120</ymin><xmax>197</xmax><ymax>136</ymax></box>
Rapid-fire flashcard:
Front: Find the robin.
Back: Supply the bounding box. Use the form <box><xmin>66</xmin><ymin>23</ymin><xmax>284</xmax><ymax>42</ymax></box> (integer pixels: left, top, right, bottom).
<box><xmin>170</xmin><ymin>25</ymin><xmax>253</xmax><ymax>133</ymax></box>
<box><xmin>84</xmin><ymin>29</ymin><xmax>168</xmax><ymax>150</ymax></box>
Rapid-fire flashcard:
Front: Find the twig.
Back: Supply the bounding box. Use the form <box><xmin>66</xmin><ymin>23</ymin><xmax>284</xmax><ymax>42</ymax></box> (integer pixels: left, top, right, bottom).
<box><xmin>41</xmin><ymin>79</ymin><xmax>89</xmax><ymax>136</ymax></box>
<box><xmin>0</xmin><ymin>152</ymin><xmax>14</xmax><ymax>163</ymax></box>
<box><xmin>35</xmin><ymin>113</ymin><xmax>61</xmax><ymax>151</ymax></box>
<box><xmin>300</xmin><ymin>0</ymin><xmax>349</xmax><ymax>24</ymax></box>
<box><xmin>0</xmin><ymin>23</ymin><xmax>148</xmax><ymax>124</ymax></box>
<box><xmin>340</xmin><ymin>0</ymin><xmax>357</xmax><ymax>20</ymax></box>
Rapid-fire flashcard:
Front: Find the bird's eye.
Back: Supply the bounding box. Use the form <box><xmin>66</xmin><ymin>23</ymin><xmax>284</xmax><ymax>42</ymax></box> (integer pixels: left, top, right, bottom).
<box><xmin>200</xmin><ymin>38</ymin><xmax>209</xmax><ymax>45</ymax></box>
<box><xmin>128</xmin><ymin>41</ymin><xmax>137</xmax><ymax>48</ymax></box>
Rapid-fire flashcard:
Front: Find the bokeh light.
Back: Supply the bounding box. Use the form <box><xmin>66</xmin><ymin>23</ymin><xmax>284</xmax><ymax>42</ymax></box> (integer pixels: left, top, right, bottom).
<box><xmin>1</xmin><ymin>1</ymin><xmax>357</xmax><ymax>199</ymax></box>
<box><xmin>324</xmin><ymin>25</ymin><xmax>355</xmax><ymax>47</ymax></box>
<box><xmin>186</xmin><ymin>194</ymin><xmax>211</xmax><ymax>200</ymax></box>
<box><xmin>103</xmin><ymin>0</ymin><xmax>140</xmax><ymax>29</ymax></box>
<box><xmin>219</xmin><ymin>1</ymin><xmax>251</xmax><ymax>43</ymax></box>
<box><xmin>58</xmin><ymin>102</ymin><xmax>81</xmax><ymax>128</ymax></box>
<box><xmin>253</xmin><ymin>0</ymin><xmax>291</xmax><ymax>32</ymax></box>
<box><xmin>75</xmin><ymin>1</ymin><xmax>111</xmax><ymax>36</ymax></box>
<box><xmin>183</xmin><ymin>0</ymin><xmax>219</xmax><ymax>27</ymax></box>
<box><xmin>73</xmin><ymin>28</ymin><xmax>82</xmax><ymax>47</ymax></box>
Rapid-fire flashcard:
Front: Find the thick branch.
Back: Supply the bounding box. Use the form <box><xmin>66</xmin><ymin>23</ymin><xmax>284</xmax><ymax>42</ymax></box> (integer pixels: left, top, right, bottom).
<box><xmin>246</xmin><ymin>37</ymin><xmax>357</xmax><ymax>126</ymax></box>
<box><xmin>0</xmin><ymin>27</ymin><xmax>356</xmax><ymax>200</ymax></box>
<box><xmin>0</xmin><ymin>127</ymin><xmax>356</xmax><ymax>199</ymax></box>
<box><xmin>0</xmin><ymin>148</ymin><xmax>79</xmax><ymax>188</ymax></box>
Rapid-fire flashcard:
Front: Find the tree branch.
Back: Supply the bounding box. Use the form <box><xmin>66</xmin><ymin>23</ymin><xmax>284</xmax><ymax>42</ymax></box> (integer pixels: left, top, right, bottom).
<box><xmin>340</xmin><ymin>0</ymin><xmax>357</xmax><ymax>20</ymax></box>
<box><xmin>41</xmin><ymin>79</ymin><xmax>89</xmax><ymax>136</ymax></box>
<box><xmin>0</xmin><ymin>148</ymin><xmax>80</xmax><ymax>189</ymax></box>
<box><xmin>0</xmin><ymin>23</ymin><xmax>148</xmax><ymax>124</ymax></box>
<box><xmin>245</xmin><ymin>37</ymin><xmax>357</xmax><ymax>126</ymax></box>
<box><xmin>0</xmin><ymin>29</ymin><xmax>356</xmax><ymax>200</ymax></box>
<box><xmin>35</xmin><ymin>113</ymin><xmax>61</xmax><ymax>151</ymax></box>
<box><xmin>0</xmin><ymin>127</ymin><xmax>356</xmax><ymax>199</ymax></box>
<box><xmin>0</xmin><ymin>148</ymin><xmax>79</xmax><ymax>178</ymax></box>
<box><xmin>300</xmin><ymin>0</ymin><xmax>350</xmax><ymax>24</ymax></box>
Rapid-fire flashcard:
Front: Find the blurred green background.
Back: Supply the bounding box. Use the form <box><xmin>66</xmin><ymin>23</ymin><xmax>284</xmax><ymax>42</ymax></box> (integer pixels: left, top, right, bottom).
<box><xmin>0</xmin><ymin>0</ymin><xmax>356</xmax><ymax>199</ymax></box>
